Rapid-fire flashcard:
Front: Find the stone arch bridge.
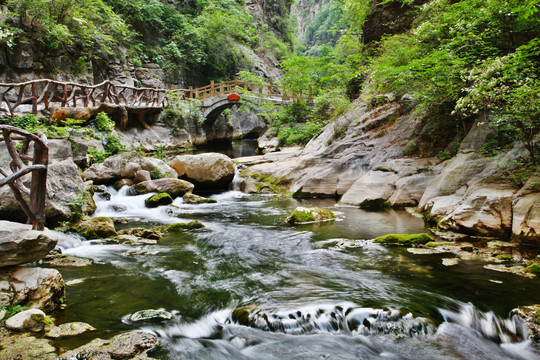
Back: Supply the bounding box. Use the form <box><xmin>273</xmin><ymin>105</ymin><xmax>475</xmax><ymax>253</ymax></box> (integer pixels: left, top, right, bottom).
<box><xmin>0</xmin><ymin>78</ymin><xmax>312</xmax><ymax>129</ymax></box>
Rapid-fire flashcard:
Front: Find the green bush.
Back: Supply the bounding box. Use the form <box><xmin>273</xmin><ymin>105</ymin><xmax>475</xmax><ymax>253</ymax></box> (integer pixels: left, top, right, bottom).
<box><xmin>278</xmin><ymin>122</ymin><xmax>323</xmax><ymax>147</ymax></box>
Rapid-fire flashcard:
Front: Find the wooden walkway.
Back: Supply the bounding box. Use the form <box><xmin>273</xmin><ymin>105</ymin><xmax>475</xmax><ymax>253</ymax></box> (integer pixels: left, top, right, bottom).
<box><xmin>0</xmin><ymin>78</ymin><xmax>311</xmax><ymax>122</ymax></box>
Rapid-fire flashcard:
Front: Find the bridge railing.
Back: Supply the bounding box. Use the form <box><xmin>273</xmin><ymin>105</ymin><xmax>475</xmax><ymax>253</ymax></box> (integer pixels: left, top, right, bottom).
<box><xmin>186</xmin><ymin>77</ymin><xmax>312</xmax><ymax>102</ymax></box>
<box><xmin>0</xmin><ymin>77</ymin><xmax>310</xmax><ymax>117</ymax></box>
<box><xmin>0</xmin><ymin>79</ymin><xmax>180</xmax><ymax>116</ymax></box>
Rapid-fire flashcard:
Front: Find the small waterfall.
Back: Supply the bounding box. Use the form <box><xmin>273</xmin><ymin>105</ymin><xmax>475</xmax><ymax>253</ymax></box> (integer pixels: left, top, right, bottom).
<box><xmin>53</xmin><ymin>230</ymin><xmax>85</xmax><ymax>251</ymax></box>
<box><xmin>226</xmin><ymin>303</ymin><xmax>435</xmax><ymax>337</ymax></box>
<box><xmin>92</xmin><ymin>185</ymin><xmax>183</xmax><ymax>224</ymax></box>
<box><xmin>231</xmin><ymin>164</ymin><xmax>246</xmax><ymax>192</ymax></box>
<box><xmin>439</xmin><ymin>303</ymin><xmax>529</xmax><ymax>344</ymax></box>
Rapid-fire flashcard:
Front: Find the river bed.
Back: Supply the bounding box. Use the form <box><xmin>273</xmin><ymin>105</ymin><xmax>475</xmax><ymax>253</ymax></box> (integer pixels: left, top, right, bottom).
<box><xmin>48</xmin><ymin>187</ymin><xmax>540</xmax><ymax>359</ymax></box>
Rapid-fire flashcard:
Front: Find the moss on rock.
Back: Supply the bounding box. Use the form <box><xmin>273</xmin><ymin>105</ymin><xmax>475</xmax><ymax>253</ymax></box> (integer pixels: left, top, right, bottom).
<box><xmin>526</xmin><ymin>262</ymin><xmax>540</xmax><ymax>275</ymax></box>
<box><xmin>285</xmin><ymin>207</ymin><xmax>336</xmax><ymax>225</ymax></box>
<box><xmin>183</xmin><ymin>193</ymin><xmax>218</xmax><ymax>204</ymax></box>
<box><xmin>374</xmin><ymin>233</ymin><xmax>434</xmax><ymax>246</ymax></box>
<box><xmin>358</xmin><ymin>199</ymin><xmax>391</xmax><ymax>210</ymax></box>
<box><xmin>167</xmin><ymin>222</ymin><xmax>205</xmax><ymax>232</ymax></box>
<box><xmin>73</xmin><ymin>217</ymin><xmax>117</xmax><ymax>239</ymax></box>
<box><xmin>145</xmin><ymin>193</ymin><xmax>173</xmax><ymax>208</ymax></box>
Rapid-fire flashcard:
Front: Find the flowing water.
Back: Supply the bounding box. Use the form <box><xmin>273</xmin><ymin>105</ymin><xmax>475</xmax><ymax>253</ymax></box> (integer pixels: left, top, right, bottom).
<box><xmin>49</xmin><ymin>185</ymin><xmax>540</xmax><ymax>359</ymax></box>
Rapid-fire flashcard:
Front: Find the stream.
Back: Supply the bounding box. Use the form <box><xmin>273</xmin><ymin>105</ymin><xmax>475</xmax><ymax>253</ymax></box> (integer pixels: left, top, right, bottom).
<box><xmin>48</xmin><ymin>169</ymin><xmax>540</xmax><ymax>359</ymax></box>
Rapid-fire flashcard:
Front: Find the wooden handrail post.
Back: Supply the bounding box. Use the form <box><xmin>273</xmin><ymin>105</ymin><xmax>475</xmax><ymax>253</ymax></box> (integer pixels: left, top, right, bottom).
<box><xmin>210</xmin><ymin>80</ymin><xmax>215</xmax><ymax>96</ymax></box>
<box><xmin>30</xmin><ymin>133</ymin><xmax>47</xmax><ymax>230</ymax></box>
<box><xmin>189</xmin><ymin>86</ymin><xmax>193</xmax><ymax>99</ymax></box>
<box><xmin>31</xmin><ymin>82</ymin><xmax>38</xmax><ymax>115</ymax></box>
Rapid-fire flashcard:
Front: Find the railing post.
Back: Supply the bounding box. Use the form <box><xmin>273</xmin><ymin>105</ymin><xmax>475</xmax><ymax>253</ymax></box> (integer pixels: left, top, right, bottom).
<box><xmin>31</xmin><ymin>83</ymin><xmax>38</xmax><ymax>115</ymax></box>
<box><xmin>234</xmin><ymin>76</ymin><xmax>238</xmax><ymax>87</ymax></box>
<box><xmin>210</xmin><ymin>80</ymin><xmax>215</xmax><ymax>97</ymax></box>
<box><xmin>30</xmin><ymin>133</ymin><xmax>47</xmax><ymax>230</ymax></box>
<box><xmin>189</xmin><ymin>86</ymin><xmax>193</xmax><ymax>99</ymax></box>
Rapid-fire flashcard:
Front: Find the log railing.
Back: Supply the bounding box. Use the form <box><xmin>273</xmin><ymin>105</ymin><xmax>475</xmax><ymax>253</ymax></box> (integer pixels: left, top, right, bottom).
<box><xmin>0</xmin><ymin>125</ymin><xmax>48</xmax><ymax>230</ymax></box>
<box><xmin>0</xmin><ymin>78</ymin><xmax>311</xmax><ymax>117</ymax></box>
<box><xmin>186</xmin><ymin>77</ymin><xmax>312</xmax><ymax>102</ymax></box>
<box><xmin>0</xmin><ymin>79</ymin><xmax>181</xmax><ymax>116</ymax></box>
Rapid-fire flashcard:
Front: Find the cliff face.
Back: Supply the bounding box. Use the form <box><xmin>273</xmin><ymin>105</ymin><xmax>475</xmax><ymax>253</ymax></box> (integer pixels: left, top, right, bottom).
<box><xmin>291</xmin><ymin>0</ymin><xmax>336</xmax><ymax>50</ymax></box>
<box><xmin>0</xmin><ymin>1</ymin><xmax>292</xmax><ymax>87</ymax></box>
<box><xmin>245</xmin><ymin>98</ymin><xmax>540</xmax><ymax>245</ymax></box>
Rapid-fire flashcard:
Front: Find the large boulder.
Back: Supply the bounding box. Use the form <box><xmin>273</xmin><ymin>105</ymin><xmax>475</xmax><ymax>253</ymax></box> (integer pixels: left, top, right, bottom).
<box><xmin>134</xmin><ymin>178</ymin><xmax>194</xmax><ymax>198</ymax></box>
<box><xmin>0</xmin><ymin>221</ymin><xmax>57</xmax><ymax>267</ymax></box>
<box><xmin>169</xmin><ymin>153</ymin><xmax>235</xmax><ymax>190</ymax></box>
<box><xmin>82</xmin><ymin>152</ymin><xmax>177</xmax><ymax>184</ymax></box>
<box><xmin>0</xmin><ymin>159</ymin><xmax>95</xmax><ymax>224</ymax></box>
<box><xmin>437</xmin><ymin>185</ymin><xmax>515</xmax><ymax>237</ymax></box>
<box><xmin>0</xmin><ymin>267</ymin><xmax>65</xmax><ymax>312</ymax></box>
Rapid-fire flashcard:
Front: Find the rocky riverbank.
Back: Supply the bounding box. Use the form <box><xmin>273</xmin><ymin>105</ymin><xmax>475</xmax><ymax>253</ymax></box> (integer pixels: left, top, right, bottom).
<box><xmin>245</xmin><ymin>99</ymin><xmax>540</xmax><ymax>246</ymax></box>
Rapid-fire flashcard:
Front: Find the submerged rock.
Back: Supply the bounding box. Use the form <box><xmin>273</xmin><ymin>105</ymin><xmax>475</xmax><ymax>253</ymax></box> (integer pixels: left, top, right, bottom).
<box><xmin>5</xmin><ymin>309</ymin><xmax>53</xmax><ymax>332</ymax></box>
<box><xmin>183</xmin><ymin>193</ymin><xmax>218</xmax><ymax>204</ymax></box>
<box><xmin>135</xmin><ymin>178</ymin><xmax>194</xmax><ymax>198</ymax></box>
<box><xmin>0</xmin><ymin>221</ymin><xmax>58</xmax><ymax>267</ymax></box>
<box><xmin>169</xmin><ymin>152</ymin><xmax>235</xmax><ymax>190</ymax></box>
<box><xmin>145</xmin><ymin>193</ymin><xmax>173</xmax><ymax>208</ymax></box>
<box><xmin>0</xmin><ymin>267</ymin><xmax>65</xmax><ymax>311</ymax></box>
<box><xmin>285</xmin><ymin>207</ymin><xmax>336</xmax><ymax>225</ymax></box>
<box><xmin>45</xmin><ymin>255</ymin><xmax>92</xmax><ymax>267</ymax></box>
<box><xmin>129</xmin><ymin>309</ymin><xmax>173</xmax><ymax>322</ymax></box>
<box><xmin>61</xmin><ymin>331</ymin><xmax>159</xmax><ymax>360</ymax></box>
<box><xmin>46</xmin><ymin>322</ymin><xmax>95</xmax><ymax>338</ymax></box>
<box><xmin>374</xmin><ymin>233</ymin><xmax>434</xmax><ymax>246</ymax></box>
<box><xmin>72</xmin><ymin>217</ymin><xmax>117</xmax><ymax>239</ymax></box>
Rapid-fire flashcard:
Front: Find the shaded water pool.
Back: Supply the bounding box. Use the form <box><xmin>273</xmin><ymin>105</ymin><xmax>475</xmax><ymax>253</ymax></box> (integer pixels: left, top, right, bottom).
<box><xmin>49</xmin><ymin>189</ymin><xmax>540</xmax><ymax>359</ymax></box>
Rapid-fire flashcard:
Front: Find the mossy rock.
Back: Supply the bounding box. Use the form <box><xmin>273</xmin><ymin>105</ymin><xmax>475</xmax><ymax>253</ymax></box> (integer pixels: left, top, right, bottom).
<box><xmin>494</xmin><ymin>254</ymin><xmax>512</xmax><ymax>261</ymax></box>
<box><xmin>526</xmin><ymin>262</ymin><xmax>540</xmax><ymax>275</ymax></box>
<box><xmin>118</xmin><ymin>227</ymin><xmax>166</xmax><ymax>240</ymax></box>
<box><xmin>145</xmin><ymin>193</ymin><xmax>173</xmax><ymax>208</ymax></box>
<box><xmin>534</xmin><ymin>309</ymin><xmax>540</xmax><ymax>325</ymax></box>
<box><xmin>285</xmin><ymin>207</ymin><xmax>336</xmax><ymax>225</ymax></box>
<box><xmin>374</xmin><ymin>233</ymin><xmax>434</xmax><ymax>246</ymax></box>
<box><xmin>73</xmin><ymin>217</ymin><xmax>117</xmax><ymax>239</ymax></box>
<box><xmin>358</xmin><ymin>199</ymin><xmax>391</xmax><ymax>210</ymax></box>
<box><xmin>167</xmin><ymin>222</ymin><xmax>205</xmax><ymax>232</ymax></box>
<box><xmin>183</xmin><ymin>193</ymin><xmax>218</xmax><ymax>204</ymax></box>
<box><xmin>231</xmin><ymin>306</ymin><xmax>252</xmax><ymax>326</ymax></box>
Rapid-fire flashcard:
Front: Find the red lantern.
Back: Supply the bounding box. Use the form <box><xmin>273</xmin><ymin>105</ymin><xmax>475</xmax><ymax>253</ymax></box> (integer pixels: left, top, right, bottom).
<box><xmin>228</xmin><ymin>93</ymin><xmax>240</xmax><ymax>102</ymax></box>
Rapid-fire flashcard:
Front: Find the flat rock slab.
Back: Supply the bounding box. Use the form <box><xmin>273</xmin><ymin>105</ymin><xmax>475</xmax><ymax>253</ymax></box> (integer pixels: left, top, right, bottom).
<box><xmin>46</xmin><ymin>322</ymin><xmax>95</xmax><ymax>338</ymax></box>
<box><xmin>0</xmin><ymin>221</ymin><xmax>58</xmax><ymax>267</ymax></box>
<box><xmin>61</xmin><ymin>331</ymin><xmax>159</xmax><ymax>360</ymax></box>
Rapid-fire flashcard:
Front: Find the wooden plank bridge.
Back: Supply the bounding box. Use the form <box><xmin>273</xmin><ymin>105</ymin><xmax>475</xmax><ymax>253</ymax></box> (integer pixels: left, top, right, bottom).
<box><xmin>0</xmin><ymin>78</ymin><xmax>311</xmax><ymax>127</ymax></box>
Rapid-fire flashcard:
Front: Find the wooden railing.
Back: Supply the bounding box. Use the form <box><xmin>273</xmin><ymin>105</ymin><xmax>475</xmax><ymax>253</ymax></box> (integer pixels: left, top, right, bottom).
<box><xmin>0</xmin><ymin>79</ymin><xmax>177</xmax><ymax>116</ymax></box>
<box><xmin>0</xmin><ymin>125</ymin><xmax>48</xmax><ymax>230</ymax></box>
<box><xmin>185</xmin><ymin>77</ymin><xmax>312</xmax><ymax>102</ymax></box>
<box><xmin>0</xmin><ymin>78</ymin><xmax>311</xmax><ymax>117</ymax></box>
